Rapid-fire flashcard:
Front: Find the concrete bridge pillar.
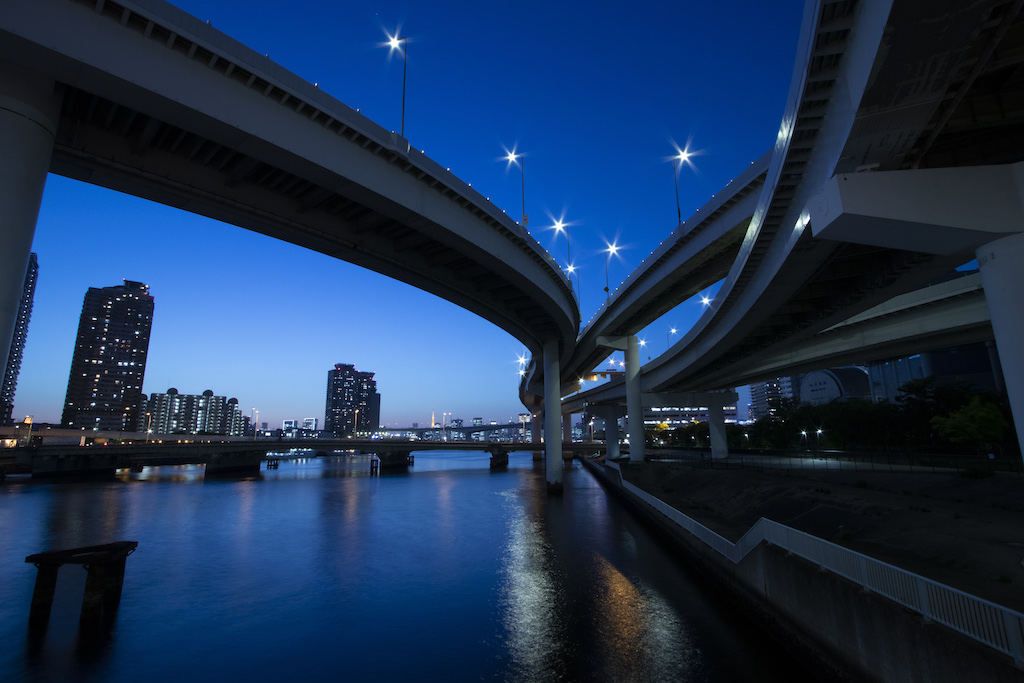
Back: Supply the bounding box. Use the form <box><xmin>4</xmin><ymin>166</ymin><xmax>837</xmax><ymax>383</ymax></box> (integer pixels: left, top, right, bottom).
<box><xmin>488</xmin><ymin>447</ymin><xmax>508</xmax><ymax>469</ymax></box>
<box><xmin>531</xmin><ymin>412</ymin><xmax>542</xmax><ymax>460</ymax></box>
<box><xmin>0</xmin><ymin>65</ymin><xmax>61</xmax><ymax>376</ymax></box>
<box><xmin>597</xmin><ymin>335</ymin><xmax>645</xmax><ymax>462</ymax></box>
<box><xmin>205</xmin><ymin>451</ymin><xmax>263</xmax><ymax>476</ymax></box>
<box><xmin>624</xmin><ymin>335</ymin><xmax>645</xmax><ymax>462</ymax></box>
<box><xmin>562</xmin><ymin>411</ymin><xmax>573</xmax><ymax>444</ymax></box>
<box><xmin>978</xmin><ymin>232</ymin><xmax>1024</xmax><ymax>462</ymax></box>
<box><xmin>543</xmin><ymin>339</ymin><xmax>563</xmax><ymax>492</ymax></box>
<box><xmin>708</xmin><ymin>400</ymin><xmax>729</xmax><ymax>460</ymax></box>
<box><xmin>376</xmin><ymin>450</ymin><xmax>413</xmax><ymax>469</ymax></box>
<box><xmin>597</xmin><ymin>407</ymin><xmax>621</xmax><ymax>460</ymax></box>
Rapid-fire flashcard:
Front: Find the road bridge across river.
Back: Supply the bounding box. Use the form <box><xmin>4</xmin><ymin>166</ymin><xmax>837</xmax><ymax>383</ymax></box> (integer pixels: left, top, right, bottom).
<box><xmin>0</xmin><ymin>437</ymin><xmax>606</xmax><ymax>478</ymax></box>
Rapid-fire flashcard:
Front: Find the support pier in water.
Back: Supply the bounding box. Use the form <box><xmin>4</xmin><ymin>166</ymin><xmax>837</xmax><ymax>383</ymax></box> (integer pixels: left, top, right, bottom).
<box><xmin>25</xmin><ymin>541</ymin><xmax>138</xmax><ymax>631</ymax></box>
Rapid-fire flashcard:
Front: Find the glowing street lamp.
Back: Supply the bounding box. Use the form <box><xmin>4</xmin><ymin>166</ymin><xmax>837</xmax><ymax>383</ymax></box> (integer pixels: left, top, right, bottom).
<box><xmin>672</xmin><ymin>149</ymin><xmax>690</xmax><ymax>225</ymax></box>
<box><xmin>604</xmin><ymin>242</ymin><xmax>619</xmax><ymax>299</ymax></box>
<box><xmin>502</xmin><ymin>147</ymin><xmax>527</xmax><ymax>226</ymax></box>
<box><xmin>667</xmin><ymin>327</ymin><xmax>677</xmax><ymax>351</ymax></box>
<box><xmin>384</xmin><ymin>32</ymin><xmax>409</xmax><ymax>137</ymax></box>
<box><xmin>552</xmin><ymin>217</ymin><xmax>572</xmax><ymax>275</ymax></box>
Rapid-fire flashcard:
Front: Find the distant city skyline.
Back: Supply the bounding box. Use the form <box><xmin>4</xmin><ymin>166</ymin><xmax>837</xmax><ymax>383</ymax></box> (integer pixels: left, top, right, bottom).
<box><xmin>10</xmin><ymin>0</ymin><xmax>801</xmax><ymax>428</ymax></box>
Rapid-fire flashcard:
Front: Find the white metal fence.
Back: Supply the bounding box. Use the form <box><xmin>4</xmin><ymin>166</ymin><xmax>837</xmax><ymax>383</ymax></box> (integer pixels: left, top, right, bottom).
<box><xmin>604</xmin><ymin>460</ymin><xmax>1024</xmax><ymax>666</ymax></box>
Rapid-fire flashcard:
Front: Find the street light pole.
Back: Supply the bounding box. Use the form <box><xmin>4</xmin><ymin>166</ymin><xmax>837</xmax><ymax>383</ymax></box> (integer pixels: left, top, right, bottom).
<box><xmin>400</xmin><ymin>38</ymin><xmax>407</xmax><ymax>138</ymax></box>
<box><xmin>604</xmin><ymin>243</ymin><xmax>618</xmax><ymax>299</ymax></box>
<box><xmin>387</xmin><ymin>34</ymin><xmax>409</xmax><ymax>138</ymax></box>
<box><xmin>519</xmin><ymin>155</ymin><xmax>526</xmax><ymax>226</ymax></box>
<box><xmin>671</xmin><ymin>148</ymin><xmax>692</xmax><ymax>226</ymax></box>
<box><xmin>503</xmin><ymin>149</ymin><xmax>527</xmax><ymax>226</ymax></box>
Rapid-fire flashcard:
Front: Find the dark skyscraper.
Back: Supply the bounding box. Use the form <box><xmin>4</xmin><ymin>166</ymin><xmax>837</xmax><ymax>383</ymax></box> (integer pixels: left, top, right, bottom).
<box><xmin>1</xmin><ymin>253</ymin><xmax>38</xmax><ymax>425</ymax></box>
<box><xmin>62</xmin><ymin>280</ymin><xmax>154</xmax><ymax>431</ymax></box>
<box><xmin>325</xmin><ymin>363</ymin><xmax>380</xmax><ymax>436</ymax></box>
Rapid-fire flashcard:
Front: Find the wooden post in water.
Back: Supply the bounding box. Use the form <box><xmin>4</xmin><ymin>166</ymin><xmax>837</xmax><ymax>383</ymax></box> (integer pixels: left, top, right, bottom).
<box><xmin>27</xmin><ymin>563</ymin><xmax>60</xmax><ymax>630</ymax></box>
<box><xmin>24</xmin><ymin>541</ymin><xmax>138</xmax><ymax>631</ymax></box>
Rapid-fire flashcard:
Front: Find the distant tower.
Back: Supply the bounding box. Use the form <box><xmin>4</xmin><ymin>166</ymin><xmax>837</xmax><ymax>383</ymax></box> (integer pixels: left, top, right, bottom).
<box><xmin>62</xmin><ymin>280</ymin><xmax>154</xmax><ymax>431</ymax></box>
<box><xmin>1</xmin><ymin>253</ymin><xmax>38</xmax><ymax>425</ymax></box>
<box><xmin>325</xmin><ymin>363</ymin><xmax>380</xmax><ymax>436</ymax></box>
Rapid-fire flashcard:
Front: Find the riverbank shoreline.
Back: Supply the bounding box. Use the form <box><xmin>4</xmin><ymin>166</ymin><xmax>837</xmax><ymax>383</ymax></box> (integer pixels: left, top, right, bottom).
<box><xmin>578</xmin><ymin>455</ymin><xmax>1024</xmax><ymax>681</ymax></box>
<box><xmin>603</xmin><ymin>458</ymin><xmax>1024</xmax><ymax>611</ymax></box>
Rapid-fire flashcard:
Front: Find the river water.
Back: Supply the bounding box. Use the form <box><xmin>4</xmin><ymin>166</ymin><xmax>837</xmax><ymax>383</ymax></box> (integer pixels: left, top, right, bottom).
<box><xmin>1</xmin><ymin>451</ymin><xmax>807</xmax><ymax>681</ymax></box>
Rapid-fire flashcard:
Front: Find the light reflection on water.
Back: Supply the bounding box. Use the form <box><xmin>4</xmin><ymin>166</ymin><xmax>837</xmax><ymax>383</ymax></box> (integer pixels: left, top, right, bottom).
<box><xmin>497</xmin><ymin>487</ymin><xmax>563</xmax><ymax>681</ymax></box>
<box><xmin>0</xmin><ymin>451</ymin><xmax>804</xmax><ymax>681</ymax></box>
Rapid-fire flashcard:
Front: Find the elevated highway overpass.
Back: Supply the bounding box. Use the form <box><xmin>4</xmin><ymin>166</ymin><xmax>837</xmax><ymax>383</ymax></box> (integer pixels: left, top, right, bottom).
<box><xmin>0</xmin><ymin>0</ymin><xmax>578</xmax><ymax>487</ymax></box>
<box><xmin>548</xmin><ymin>0</ymin><xmax>1024</xmax><ymax>461</ymax></box>
<box><xmin>563</xmin><ymin>272</ymin><xmax>993</xmax><ymax>413</ymax></box>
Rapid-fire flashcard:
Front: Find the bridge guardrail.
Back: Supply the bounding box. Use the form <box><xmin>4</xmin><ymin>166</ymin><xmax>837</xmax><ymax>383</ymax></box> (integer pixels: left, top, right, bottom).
<box><xmin>605</xmin><ymin>460</ymin><xmax>1024</xmax><ymax>666</ymax></box>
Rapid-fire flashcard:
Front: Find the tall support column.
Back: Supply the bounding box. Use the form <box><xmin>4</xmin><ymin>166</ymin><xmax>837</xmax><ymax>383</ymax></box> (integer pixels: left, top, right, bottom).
<box><xmin>977</xmin><ymin>232</ymin><xmax>1024</xmax><ymax>462</ymax></box>
<box><xmin>0</xmin><ymin>65</ymin><xmax>61</xmax><ymax>375</ymax></box>
<box><xmin>543</xmin><ymin>339</ymin><xmax>563</xmax><ymax>492</ymax></box>
<box><xmin>708</xmin><ymin>401</ymin><xmax>729</xmax><ymax>460</ymax></box>
<box><xmin>604</xmin><ymin>410</ymin><xmax>621</xmax><ymax>460</ymax></box>
<box><xmin>562</xmin><ymin>411</ymin><xmax>572</xmax><ymax>443</ymax></box>
<box><xmin>624</xmin><ymin>336</ymin><xmax>646</xmax><ymax>462</ymax></box>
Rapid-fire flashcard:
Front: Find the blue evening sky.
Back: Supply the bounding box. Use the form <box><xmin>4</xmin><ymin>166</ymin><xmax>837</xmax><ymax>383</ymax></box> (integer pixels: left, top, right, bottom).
<box><xmin>14</xmin><ymin>0</ymin><xmax>804</xmax><ymax>428</ymax></box>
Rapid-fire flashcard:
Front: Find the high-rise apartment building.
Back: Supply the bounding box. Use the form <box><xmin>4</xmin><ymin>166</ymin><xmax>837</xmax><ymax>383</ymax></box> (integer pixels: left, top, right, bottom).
<box><xmin>62</xmin><ymin>280</ymin><xmax>154</xmax><ymax>431</ymax></box>
<box><xmin>749</xmin><ymin>376</ymin><xmax>796</xmax><ymax>420</ymax></box>
<box><xmin>138</xmin><ymin>388</ymin><xmax>244</xmax><ymax>436</ymax></box>
<box><xmin>1</xmin><ymin>253</ymin><xmax>38</xmax><ymax>425</ymax></box>
<box><xmin>325</xmin><ymin>363</ymin><xmax>380</xmax><ymax>436</ymax></box>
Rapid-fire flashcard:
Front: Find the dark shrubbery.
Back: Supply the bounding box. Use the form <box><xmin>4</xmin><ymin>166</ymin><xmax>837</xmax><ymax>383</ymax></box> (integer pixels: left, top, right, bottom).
<box><xmin>647</xmin><ymin>377</ymin><xmax>1018</xmax><ymax>457</ymax></box>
